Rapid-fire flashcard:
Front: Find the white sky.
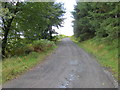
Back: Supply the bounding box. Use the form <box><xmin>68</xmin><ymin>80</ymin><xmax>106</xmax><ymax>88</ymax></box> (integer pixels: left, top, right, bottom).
<box><xmin>53</xmin><ymin>0</ymin><xmax>76</xmax><ymax>36</ymax></box>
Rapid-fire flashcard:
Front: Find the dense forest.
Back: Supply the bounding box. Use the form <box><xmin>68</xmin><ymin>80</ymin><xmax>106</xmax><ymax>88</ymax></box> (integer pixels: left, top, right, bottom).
<box><xmin>1</xmin><ymin>2</ymin><xmax>65</xmax><ymax>58</ymax></box>
<box><xmin>72</xmin><ymin>2</ymin><xmax>119</xmax><ymax>42</ymax></box>
<box><xmin>72</xmin><ymin>2</ymin><xmax>119</xmax><ymax>80</ymax></box>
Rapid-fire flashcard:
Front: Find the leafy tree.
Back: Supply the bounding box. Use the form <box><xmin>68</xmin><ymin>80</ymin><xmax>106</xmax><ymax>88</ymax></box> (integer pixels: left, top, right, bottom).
<box><xmin>1</xmin><ymin>2</ymin><xmax>65</xmax><ymax>58</ymax></box>
<box><xmin>1</xmin><ymin>2</ymin><xmax>24</xmax><ymax>58</ymax></box>
<box><xmin>14</xmin><ymin>2</ymin><xmax>65</xmax><ymax>40</ymax></box>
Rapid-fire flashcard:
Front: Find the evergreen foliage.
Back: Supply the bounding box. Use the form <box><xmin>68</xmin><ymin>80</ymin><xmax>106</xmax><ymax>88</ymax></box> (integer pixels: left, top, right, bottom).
<box><xmin>72</xmin><ymin>2</ymin><xmax>119</xmax><ymax>42</ymax></box>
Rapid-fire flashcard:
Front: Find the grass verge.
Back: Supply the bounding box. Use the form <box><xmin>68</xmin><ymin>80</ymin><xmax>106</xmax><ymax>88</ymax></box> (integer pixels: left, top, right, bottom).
<box><xmin>2</xmin><ymin>46</ymin><xmax>57</xmax><ymax>84</ymax></box>
<box><xmin>71</xmin><ymin>36</ymin><xmax>118</xmax><ymax>80</ymax></box>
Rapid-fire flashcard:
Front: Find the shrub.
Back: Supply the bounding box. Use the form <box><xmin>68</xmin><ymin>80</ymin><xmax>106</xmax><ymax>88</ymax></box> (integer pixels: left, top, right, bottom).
<box><xmin>6</xmin><ymin>39</ymin><xmax>55</xmax><ymax>57</ymax></box>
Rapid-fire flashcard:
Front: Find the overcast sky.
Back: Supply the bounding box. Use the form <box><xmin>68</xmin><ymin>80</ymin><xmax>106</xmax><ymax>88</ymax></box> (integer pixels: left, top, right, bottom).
<box><xmin>54</xmin><ymin>0</ymin><xmax>76</xmax><ymax>36</ymax></box>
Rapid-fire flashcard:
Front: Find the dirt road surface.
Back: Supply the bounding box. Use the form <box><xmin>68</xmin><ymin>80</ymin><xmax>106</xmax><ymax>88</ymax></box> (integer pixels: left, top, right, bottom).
<box><xmin>3</xmin><ymin>38</ymin><xmax>117</xmax><ymax>88</ymax></box>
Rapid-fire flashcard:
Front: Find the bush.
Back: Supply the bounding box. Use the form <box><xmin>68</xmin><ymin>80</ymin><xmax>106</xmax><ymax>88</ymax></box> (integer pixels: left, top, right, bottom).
<box><xmin>6</xmin><ymin>39</ymin><xmax>55</xmax><ymax>57</ymax></box>
<box><xmin>59</xmin><ymin>34</ymin><xmax>68</xmax><ymax>39</ymax></box>
<box><xmin>51</xmin><ymin>35</ymin><xmax>61</xmax><ymax>42</ymax></box>
<box><xmin>32</xmin><ymin>39</ymin><xmax>55</xmax><ymax>52</ymax></box>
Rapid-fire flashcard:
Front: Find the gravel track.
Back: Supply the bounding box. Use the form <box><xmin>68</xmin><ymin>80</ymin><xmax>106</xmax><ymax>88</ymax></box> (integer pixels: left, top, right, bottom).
<box><xmin>3</xmin><ymin>38</ymin><xmax>117</xmax><ymax>88</ymax></box>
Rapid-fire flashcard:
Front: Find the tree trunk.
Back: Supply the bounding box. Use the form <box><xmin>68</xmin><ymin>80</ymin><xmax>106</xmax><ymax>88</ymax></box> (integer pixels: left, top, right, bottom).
<box><xmin>2</xmin><ymin>17</ymin><xmax>14</xmax><ymax>59</ymax></box>
<box><xmin>2</xmin><ymin>28</ymin><xmax>9</xmax><ymax>58</ymax></box>
<box><xmin>2</xmin><ymin>2</ymin><xmax>20</xmax><ymax>59</ymax></box>
<box><xmin>48</xmin><ymin>25</ymin><xmax>52</xmax><ymax>40</ymax></box>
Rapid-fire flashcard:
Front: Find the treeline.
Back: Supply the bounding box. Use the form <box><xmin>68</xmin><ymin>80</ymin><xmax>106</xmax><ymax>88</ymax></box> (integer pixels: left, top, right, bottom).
<box><xmin>1</xmin><ymin>2</ymin><xmax>65</xmax><ymax>58</ymax></box>
<box><xmin>72</xmin><ymin>2</ymin><xmax>119</xmax><ymax>42</ymax></box>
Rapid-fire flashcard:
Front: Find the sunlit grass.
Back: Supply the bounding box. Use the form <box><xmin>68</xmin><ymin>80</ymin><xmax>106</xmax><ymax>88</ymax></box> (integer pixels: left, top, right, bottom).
<box><xmin>71</xmin><ymin>36</ymin><xmax>118</xmax><ymax>80</ymax></box>
<box><xmin>2</xmin><ymin>46</ymin><xmax>57</xmax><ymax>84</ymax></box>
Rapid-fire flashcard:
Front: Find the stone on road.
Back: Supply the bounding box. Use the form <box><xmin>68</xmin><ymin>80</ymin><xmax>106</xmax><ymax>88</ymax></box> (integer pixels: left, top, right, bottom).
<box><xmin>3</xmin><ymin>38</ymin><xmax>116</xmax><ymax>88</ymax></box>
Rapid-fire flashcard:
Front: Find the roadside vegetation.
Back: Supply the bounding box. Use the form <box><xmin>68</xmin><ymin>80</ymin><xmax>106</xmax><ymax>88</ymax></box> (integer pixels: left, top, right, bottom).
<box><xmin>51</xmin><ymin>34</ymin><xmax>69</xmax><ymax>42</ymax></box>
<box><xmin>1</xmin><ymin>2</ymin><xmax>65</xmax><ymax>84</ymax></box>
<box><xmin>72</xmin><ymin>2</ymin><xmax>119</xmax><ymax>80</ymax></box>
<box><xmin>71</xmin><ymin>36</ymin><xmax>118</xmax><ymax>79</ymax></box>
<box><xmin>2</xmin><ymin>39</ymin><xmax>56</xmax><ymax>83</ymax></box>
<box><xmin>59</xmin><ymin>34</ymin><xmax>70</xmax><ymax>38</ymax></box>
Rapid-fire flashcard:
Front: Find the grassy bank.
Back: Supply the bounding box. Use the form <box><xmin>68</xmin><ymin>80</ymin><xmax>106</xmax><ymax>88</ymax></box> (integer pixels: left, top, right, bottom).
<box><xmin>2</xmin><ymin>45</ymin><xmax>57</xmax><ymax>84</ymax></box>
<box><xmin>71</xmin><ymin>36</ymin><xmax>118</xmax><ymax>80</ymax></box>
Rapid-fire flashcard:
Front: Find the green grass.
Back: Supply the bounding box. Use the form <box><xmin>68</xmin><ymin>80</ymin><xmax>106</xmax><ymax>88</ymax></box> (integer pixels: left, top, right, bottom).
<box><xmin>2</xmin><ymin>46</ymin><xmax>57</xmax><ymax>84</ymax></box>
<box><xmin>71</xmin><ymin>36</ymin><xmax>118</xmax><ymax>80</ymax></box>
